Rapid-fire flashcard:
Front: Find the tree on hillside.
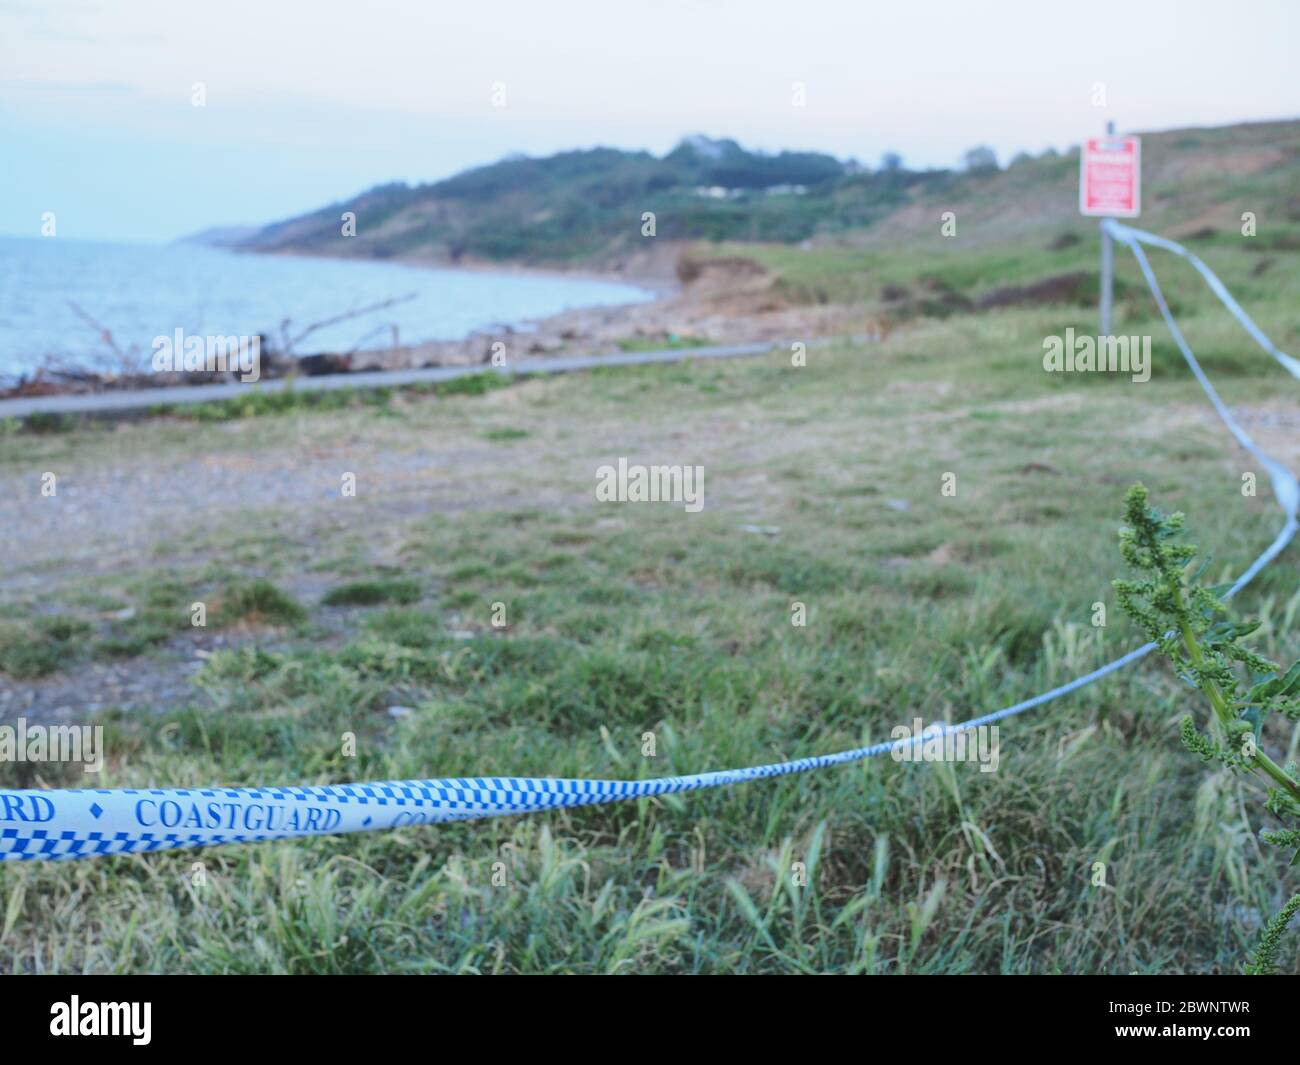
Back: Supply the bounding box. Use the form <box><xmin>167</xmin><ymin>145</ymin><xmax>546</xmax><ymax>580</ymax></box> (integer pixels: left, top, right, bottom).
<box><xmin>880</xmin><ymin>151</ymin><xmax>903</xmax><ymax>171</ymax></box>
<box><xmin>962</xmin><ymin>145</ymin><xmax>999</xmax><ymax>172</ymax></box>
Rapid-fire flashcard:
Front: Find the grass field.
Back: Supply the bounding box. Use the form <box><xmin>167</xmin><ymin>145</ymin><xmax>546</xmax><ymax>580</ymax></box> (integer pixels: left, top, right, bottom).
<box><xmin>1</xmin><ymin>230</ymin><xmax>1298</xmax><ymax>973</ymax></box>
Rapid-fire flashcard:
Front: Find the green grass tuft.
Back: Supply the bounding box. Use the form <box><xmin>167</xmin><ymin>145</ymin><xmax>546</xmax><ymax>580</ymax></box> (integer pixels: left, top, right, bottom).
<box><xmin>322</xmin><ymin>578</ymin><xmax>423</xmax><ymax>607</ymax></box>
<box><xmin>215</xmin><ymin>579</ymin><xmax>307</xmax><ymax>627</ymax></box>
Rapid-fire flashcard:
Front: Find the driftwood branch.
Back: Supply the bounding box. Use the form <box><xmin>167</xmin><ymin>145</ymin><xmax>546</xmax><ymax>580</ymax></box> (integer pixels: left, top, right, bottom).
<box><xmin>66</xmin><ymin>300</ymin><xmax>131</xmax><ymax>368</ymax></box>
<box><xmin>283</xmin><ymin>293</ymin><xmax>417</xmax><ymax>354</ymax></box>
<box><xmin>341</xmin><ymin>323</ymin><xmax>393</xmax><ymax>359</ymax></box>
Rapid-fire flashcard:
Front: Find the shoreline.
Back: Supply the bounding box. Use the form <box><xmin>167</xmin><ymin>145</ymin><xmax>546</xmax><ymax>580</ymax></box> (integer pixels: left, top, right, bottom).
<box><xmin>2</xmin><ymin>243</ymin><xmax>683</xmax><ymax>398</ymax></box>
<box><xmin>2</xmin><ymin>242</ymin><xmax>876</xmax><ymax>400</ymax></box>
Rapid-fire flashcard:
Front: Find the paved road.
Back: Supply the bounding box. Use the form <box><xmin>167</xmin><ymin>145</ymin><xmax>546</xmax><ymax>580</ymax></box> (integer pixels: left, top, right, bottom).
<box><xmin>0</xmin><ymin>342</ymin><xmax>779</xmax><ymax>418</ymax></box>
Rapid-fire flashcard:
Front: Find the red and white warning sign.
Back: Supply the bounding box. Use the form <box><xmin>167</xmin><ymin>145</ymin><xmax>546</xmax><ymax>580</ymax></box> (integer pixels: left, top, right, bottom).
<box><xmin>1080</xmin><ymin>135</ymin><xmax>1141</xmax><ymax>217</ymax></box>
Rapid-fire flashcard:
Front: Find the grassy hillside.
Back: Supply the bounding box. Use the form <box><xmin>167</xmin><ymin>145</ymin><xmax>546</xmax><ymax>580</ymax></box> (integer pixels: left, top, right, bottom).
<box><xmin>711</xmin><ymin>120</ymin><xmax>1300</xmax><ymax>309</ymax></box>
<box><xmin>239</xmin><ymin>120</ymin><xmax>1300</xmax><ymax>274</ymax></box>
<box><xmin>241</xmin><ymin>135</ymin><xmax>882</xmax><ymax>263</ymax></box>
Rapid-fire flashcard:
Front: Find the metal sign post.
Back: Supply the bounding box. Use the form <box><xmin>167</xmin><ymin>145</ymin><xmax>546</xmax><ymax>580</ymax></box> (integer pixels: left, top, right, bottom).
<box><xmin>1100</xmin><ymin>205</ymin><xmax>1114</xmax><ymax>335</ymax></box>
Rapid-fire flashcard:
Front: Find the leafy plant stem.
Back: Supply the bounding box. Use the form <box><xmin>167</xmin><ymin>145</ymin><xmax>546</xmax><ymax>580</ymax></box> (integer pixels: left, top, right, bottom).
<box><xmin>1180</xmin><ymin>619</ymin><xmax>1300</xmax><ymax>802</ymax></box>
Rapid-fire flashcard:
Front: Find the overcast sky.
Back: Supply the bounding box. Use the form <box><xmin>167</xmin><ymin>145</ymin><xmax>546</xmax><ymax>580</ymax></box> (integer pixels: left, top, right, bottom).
<box><xmin>3</xmin><ymin>0</ymin><xmax>1298</xmax><ymax>242</ymax></box>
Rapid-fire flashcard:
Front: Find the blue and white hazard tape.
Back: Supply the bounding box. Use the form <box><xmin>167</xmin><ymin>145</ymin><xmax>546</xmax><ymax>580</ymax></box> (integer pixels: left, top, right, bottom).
<box><xmin>1</xmin><ymin>223</ymin><xmax>1296</xmax><ymax>861</ymax></box>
